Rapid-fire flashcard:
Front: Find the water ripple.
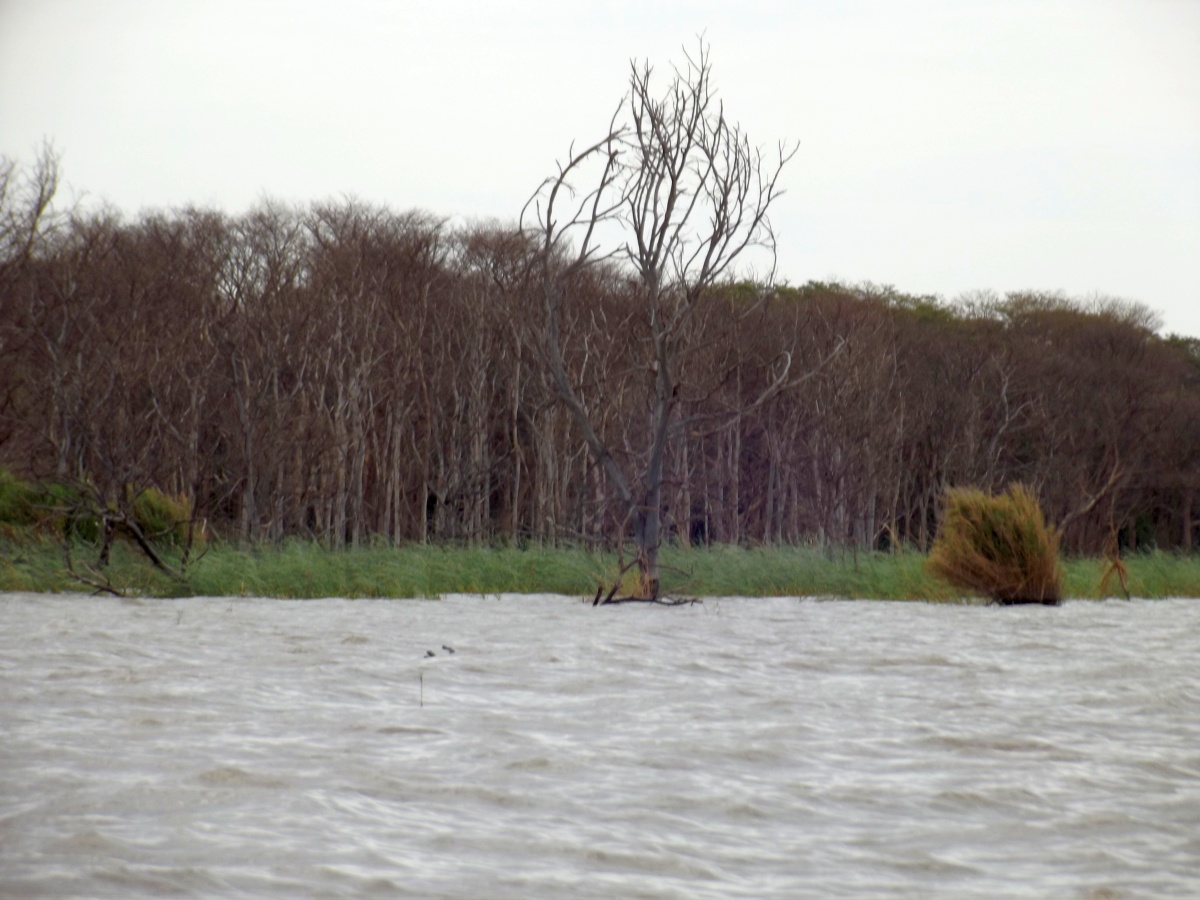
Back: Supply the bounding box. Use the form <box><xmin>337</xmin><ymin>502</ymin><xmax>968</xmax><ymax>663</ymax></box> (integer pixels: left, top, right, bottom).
<box><xmin>2</xmin><ymin>593</ymin><xmax>1198</xmax><ymax>897</ymax></box>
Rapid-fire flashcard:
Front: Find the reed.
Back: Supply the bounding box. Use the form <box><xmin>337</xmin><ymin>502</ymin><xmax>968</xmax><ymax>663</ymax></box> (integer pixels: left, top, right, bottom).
<box><xmin>926</xmin><ymin>483</ymin><xmax>1062</xmax><ymax>604</ymax></box>
<box><xmin>656</xmin><ymin>544</ymin><xmax>953</xmax><ymax>600</ymax></box>
<box><xmin>1062</xmin><ymin>551</ymin><xmax>1200</xmax><ymax>600</ymax></box>
<box><xmin>0</xmin><ymin>536</ymin><xmax>963</xmax><ymax>599</ymax></box>
<box><xmin>2</xmin><ymin>532</ymin><xmax>1197</xmax><ymax>600</ymax></box>
<box><xmin>166</xmin><ymin>540</ymin><xmax>610</xmax><ymax>599</ymax></box>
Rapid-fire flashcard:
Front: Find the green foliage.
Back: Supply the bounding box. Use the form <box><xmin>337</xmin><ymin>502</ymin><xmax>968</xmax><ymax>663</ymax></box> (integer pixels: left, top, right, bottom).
<box><xmin>40</xmin><ymin>483</ymin><xmax>101</xmax><ymax>542</ymax></box>
<box><xmin>0</xmin><ymin>469</ymin><xmax>38</xmax><ymax>528</ymax></box>
<box><xmin>926</xmin><ymin>483</ymin><xmax>1062</xmax><ymax>604</ymax></box>
<box><xmin>0</xmin><ymin>472</ymin><xmax>98</xmax><ymax>540</ymax></box>
<box><xmin>128</xmin><ymin>486</ymin><xmax>204</xmax><ymax>547</ymax></box>
<box><xmin>2</xmin><ymin>477</ymin><xmax>203</xmax><ymax>547</ymax></box>
<box><xmin>717</xmin><ymin>280</ymin><xmax>767</xmax><ymax>307</ymax></box>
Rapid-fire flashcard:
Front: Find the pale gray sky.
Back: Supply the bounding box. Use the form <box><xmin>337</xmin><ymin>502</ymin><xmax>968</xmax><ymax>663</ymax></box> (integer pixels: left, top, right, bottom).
<box><xmin>2</xmin><ymin>0</ymin><xmax>1198</xmax><ymax>336</ymax></box>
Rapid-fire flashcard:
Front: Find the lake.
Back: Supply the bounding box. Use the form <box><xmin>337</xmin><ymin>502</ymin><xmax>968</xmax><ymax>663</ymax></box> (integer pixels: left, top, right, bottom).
<box><xmin>2</xmin><ymin>593</ymin><xmax>1198</xmax><ymax>897</ymax></box>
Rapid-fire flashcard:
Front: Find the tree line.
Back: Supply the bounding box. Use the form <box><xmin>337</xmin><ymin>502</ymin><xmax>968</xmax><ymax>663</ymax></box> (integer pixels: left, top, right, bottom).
<box><xmin>2</xmin><ymin>146</ymin><xmax>1198</xmax><ymax>557</ymax></box>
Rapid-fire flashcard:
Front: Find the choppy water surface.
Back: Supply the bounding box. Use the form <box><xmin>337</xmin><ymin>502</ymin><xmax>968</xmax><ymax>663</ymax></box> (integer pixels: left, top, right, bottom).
<box><xmin>2</xmin><ymin>593</ymin><xmax>1198</xmax><ymax>898</ymax></box>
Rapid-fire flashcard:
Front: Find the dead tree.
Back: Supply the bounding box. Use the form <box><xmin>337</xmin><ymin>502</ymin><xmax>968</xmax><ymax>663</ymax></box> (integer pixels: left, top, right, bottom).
<box><xmin>53</xmin><ymin>481</ymin><xmax>208</xmax><ymax>595</ymax></box>
<box><xmin>523</xmin><ymin>41</ymin><xmax>797</xmax><ymax>599</ymax></box>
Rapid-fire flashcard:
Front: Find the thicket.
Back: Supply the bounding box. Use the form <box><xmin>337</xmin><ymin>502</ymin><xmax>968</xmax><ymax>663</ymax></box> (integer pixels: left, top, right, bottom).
<box><xmin>2</xmin><ymin>148</ymin><xmax>1199</xmax><ymax>558</ymax></box>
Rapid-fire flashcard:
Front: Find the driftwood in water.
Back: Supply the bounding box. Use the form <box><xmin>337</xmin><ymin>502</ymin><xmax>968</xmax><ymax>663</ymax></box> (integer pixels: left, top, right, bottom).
<box><xmin>606</xmin><ymin>596</ymin><xmax>699</xmax><ymax>606</ymax></box>
<box><xmin>990</xmin><ymin>596</ymin><xmax>1062</xmax><ymax>607</ymax></box>
<box><xmin>591</xmin><ymin>585</ymin><xmax>698</xmax><ymax>607</ymax></box>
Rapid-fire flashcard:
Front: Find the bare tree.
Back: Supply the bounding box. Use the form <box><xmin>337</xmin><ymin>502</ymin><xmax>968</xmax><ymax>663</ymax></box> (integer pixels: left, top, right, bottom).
<box><xmin>523</xmin><ymin>41</ymin><xmax>797</xmax><ymax>599</ymax></box>
<box><xmin>0</xmin><ymin>141</ymin><xmax>61</xmax><ymax>274</ymax></box>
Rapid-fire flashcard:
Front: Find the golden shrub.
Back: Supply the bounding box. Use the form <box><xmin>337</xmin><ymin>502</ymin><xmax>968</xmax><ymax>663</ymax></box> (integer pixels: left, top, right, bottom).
<box><xmin>927</xmin><ymin>483</ymin><xmax>1062</xmax><ymax>605</ymax></box>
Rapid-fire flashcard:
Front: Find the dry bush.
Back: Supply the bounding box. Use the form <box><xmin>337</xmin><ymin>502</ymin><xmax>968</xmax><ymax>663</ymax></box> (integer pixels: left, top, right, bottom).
<box><xmin>927</xmin><ymin>483</ymin><xmax>1062</xmax><ymax>604</ymax></box>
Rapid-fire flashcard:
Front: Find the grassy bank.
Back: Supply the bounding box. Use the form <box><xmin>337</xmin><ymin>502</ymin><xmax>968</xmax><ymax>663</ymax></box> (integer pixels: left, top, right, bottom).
<box><xmin>1</xmin><ymin>536</ymin><xmax>1198</xmax><ymax>600</ymax></box>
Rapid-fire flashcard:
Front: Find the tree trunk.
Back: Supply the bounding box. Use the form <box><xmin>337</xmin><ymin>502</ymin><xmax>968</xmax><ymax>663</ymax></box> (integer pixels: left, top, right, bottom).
<box><xmin>1183</xmin><ymin>486</ymin><xmax>1193</xmax><ymax>554</ymax></box>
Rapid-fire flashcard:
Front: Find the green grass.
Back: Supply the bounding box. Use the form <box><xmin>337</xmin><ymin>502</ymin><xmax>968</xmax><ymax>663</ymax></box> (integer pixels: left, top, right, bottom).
<box><xmin>656</xmin><ymin>544</ymin><xmax>957</xmax><ymax>600</ymax></box>
<box><xmin>0</xmin><ymin>536</ymin><xmax>617</xmax><ymax>599</ymax></box>
<box><xmin>178</xmin><ymin>540</ymin><xmax>610</xmax><ymax>598</ymax></box>
<box><xmin>1062</xmin><ymin>553</ymin><xmax>1200</xmax><ymax>600</ymax></box>
<box><xmin>2</xmin><ymin>532</ymin><xmax>1197</xmax><ymax>600</ymax></box>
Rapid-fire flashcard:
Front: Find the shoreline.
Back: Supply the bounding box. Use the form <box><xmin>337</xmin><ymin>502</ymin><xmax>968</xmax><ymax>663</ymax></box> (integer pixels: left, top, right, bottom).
<box><xmin>3</xmin><ymin>538</ymin><xmax>1197</xmax><ymax>601</ymax></box>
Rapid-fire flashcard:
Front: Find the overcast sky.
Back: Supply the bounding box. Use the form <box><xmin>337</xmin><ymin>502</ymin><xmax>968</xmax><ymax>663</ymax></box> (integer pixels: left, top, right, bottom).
<box><xmin>2</xmin><ymin>0</ymin><xmax>1198</xmax><ymax>336</ymax></box>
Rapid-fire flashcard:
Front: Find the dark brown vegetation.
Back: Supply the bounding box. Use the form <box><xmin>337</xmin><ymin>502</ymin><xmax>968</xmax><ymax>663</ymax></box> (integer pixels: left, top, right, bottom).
<box><xmin>2</xmin><ymin>138</ymin><xmax>1199</xmax><ymax>567</ymax></box>
<box><xmin>927</xmin><ymin>484</ymin><xmax>1062</xmax><ymax>605</ymax></box>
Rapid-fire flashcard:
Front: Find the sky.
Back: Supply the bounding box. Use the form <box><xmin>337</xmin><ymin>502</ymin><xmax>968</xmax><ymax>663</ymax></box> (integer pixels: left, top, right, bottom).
<box><xmin>2</xmin><ymin>0</ymin><xmax>1198</xmax><ymax>337</ymax></box>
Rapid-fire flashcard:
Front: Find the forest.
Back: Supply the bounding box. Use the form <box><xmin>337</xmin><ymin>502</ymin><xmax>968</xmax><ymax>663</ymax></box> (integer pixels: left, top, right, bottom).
<box><xmin>6</xmin><ymin>7</ymin><xmax>1200</xmax><ymax>590</ymax></box>
<box><xmin>2</xmin><ymin>145</ymin><xmax>1197</xmax><ymax>562</ymax></box>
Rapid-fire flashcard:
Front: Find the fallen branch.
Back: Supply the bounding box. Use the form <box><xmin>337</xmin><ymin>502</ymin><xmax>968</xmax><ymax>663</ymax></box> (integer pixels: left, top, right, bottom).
<box><xmin>597</xmin><ymin>595</ymin><xmax>700</xmax><ymax>607</ymax></box>
<box><xmin>53</xmin><ymin>481</ymin><xmax>206</xmax><ymax>594</ymax></box>
<box><xmin>62</xmin><ymin>543</ymin><xmax>126</xmax><ymax>597</ymax></box>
